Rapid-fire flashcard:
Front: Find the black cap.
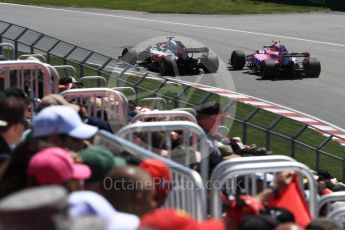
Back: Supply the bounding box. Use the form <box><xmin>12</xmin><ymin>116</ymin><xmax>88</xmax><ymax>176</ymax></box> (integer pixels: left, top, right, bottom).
<box><xmin>239</xmin><ymin>215</ymin><xmax>280</xmax><ymax>230</ymax></box>
<box><xmin>316</xmin><ymin>170</ymin><xmax>333</xmax><ymax>180</ymax></box>
<box><xmin>196</xmin><ymin>101</ymin><xmax>222</xmax><ymax>116</ymax></box>
<box><xmin>59</xmin><ymin>76</ymin><xmax>73</xmax><ymax>85</ymax></box>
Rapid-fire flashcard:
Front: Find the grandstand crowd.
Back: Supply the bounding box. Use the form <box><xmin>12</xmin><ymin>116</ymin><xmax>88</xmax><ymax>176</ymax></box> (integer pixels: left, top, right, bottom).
<box><xmin>1</xmin><ymin>57</ymin><xmax>345</xmax><ymax>230</ymax></box>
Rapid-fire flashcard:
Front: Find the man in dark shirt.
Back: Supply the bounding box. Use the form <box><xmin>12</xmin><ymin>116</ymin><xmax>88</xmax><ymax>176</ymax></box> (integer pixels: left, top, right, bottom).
<box><xmin>196</xmin><ymin>101</ymin><xmax>230</xmax><ymax>170</ymax></box>
<box><xmin>0</xmin><ymin>96</ymin><xmax>27</xmax><ymax>164</ymax></box>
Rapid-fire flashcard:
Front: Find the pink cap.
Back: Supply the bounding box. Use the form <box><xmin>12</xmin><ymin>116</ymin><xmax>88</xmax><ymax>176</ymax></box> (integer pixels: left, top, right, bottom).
<box><xmin>28</xmin><ymin>147</ymin><xmax>91</xmax><ymax>185</ymax></box>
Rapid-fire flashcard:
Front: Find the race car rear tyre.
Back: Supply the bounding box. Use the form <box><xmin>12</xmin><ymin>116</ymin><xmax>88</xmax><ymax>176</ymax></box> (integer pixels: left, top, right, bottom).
<box><xmin>230</xmin><ymin>50</ymin><xmax>246</xmax><ymax>70</ymax></box>
<box><xmin>303</xmin><ymin>58</ymin><xmax>321</xmax><ymax>78</ymax></box>
<box><xmin>260</xmin><ymin>60</ymin><xmax>275</xmax><ymax>79</ymax></box>
<box><xmin>201</xmin><ymin>54</ymin><xmax>219</xmax><ymax>73</ymax></box>
<box><xmin>159</xmin><ymin>56</ymin><xmax>174</xmax><ymax>76</ymax></box>
<box><xmin>120</xmin><ymin>48</ymin><xmax>137</xmax><ymax>65</ymax></box>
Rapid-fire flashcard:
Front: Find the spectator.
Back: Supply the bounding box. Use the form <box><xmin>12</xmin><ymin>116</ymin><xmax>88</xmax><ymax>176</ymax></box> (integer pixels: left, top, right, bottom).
<box><xmin>218</xmin><ymin>144</ymin><xmax>238</xmax><ymax>160</ymax></box>
<box><xmin>226</xmin><ymin>194</ymin><xmax>264</xmax><ymax>225</ymax></box>
<box><xmin>27</xmin><ymin>147</ymin><xmax>91</xmax><ymax>192</ymax></box>
<box><xmin>171</xmin><ymin>145</ymin><xmax>201</xmax><ymax>170</ymax></box>
<box><xmin>170</xmin><ymin>130</ymin><xmax>202</xmax><ymax>169</ymax></box>
<box><xmin>79</xmin><ymin>145</ymin><xmax>126</xmax><ymax>192</ymax></box>
<box><xmin>195</xmin><ymin>101</ymin><xmax>230</xmax><ymax>169</ymax></box>
<box><xmin>32</xmin><ymin>105</ymin><xmax>98</xmax><ymax>152</ymax></box>
<box><xmin>127</xmin><ymin>100</ymin><xmax>138</xmax><ymax>122</ymax></box>
<box><xmin>315</xmin><ymin>169</ymin><xmax>345</xmax><ymax>193</ymax></box>
<box><xmin>139</xmin><ymin>159</ymin><xmax>172</xmax><ymax>207</ymax></box>
<box><xmin>0</xmin><ymin>138</ymin><xmax>52</xmax><ymax>198</ymax></box>
<box><xmin>139</xmin><ymin>208</ymin><xmax>225</xmax><ymax>230</ymax></box>
<box><xmin>134</xmin><ymin>131</ymin><xmax>168</xmax><ymax>157</ymax></box>
<box><xmin>4</xmin><ymin>88</ymin><xmax>33</xmax><ymax>123</ymax></box>
<box><xmin>0</xmin><ymin>95</ymin><xmax>27</xmax><ymax>164</ymax></box>
<box><xmin>59</xmin><ymin>76</ymin><xmax>77</xmax><ymax>92</ymax></box>
<box><xmin>196</xmin><ymin>101</ymin><xmax>229</xmax><ymax>136</ymax></box>
<box><xmin>36</xmin><ymin>94</ymin><xmax>79</xmax><ymax>113</ymax></box>
<box><xmin>0</xmin><ymin>185</ymin><xmax>104</xmax><ymax>230</ymax></box>
<box><xmin>69</xmin><ymin>191</ymin><xmax>139</xmax><ymax>230</ymax></box>
<box><xmin>86</xmin><ymin>116</ymin><xmax>111</xmax><ymax>132</ymax></box>
<box><xmin>101</xmin><ymin>166</ymin><xmax>157</xmax><ymax>217</ymax></box>
<box><xmin>0</xmin><ymin>186</ymin><xmax>70</xmax><ymax>230</ymax></box>
<box><xmin>258</xmin><ymin>171</ymin><xmax>311</xmax><ymax>227</ymax></box>
<box><xmin>150</xmin><ymin>131</ymin><xmax>168</xmax><ymax>157</ymax></box>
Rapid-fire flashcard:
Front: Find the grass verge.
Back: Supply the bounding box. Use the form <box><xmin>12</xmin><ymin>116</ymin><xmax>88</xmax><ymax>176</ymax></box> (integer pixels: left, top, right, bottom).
<box><xmin>1</xmin><ymin>0</ymin><xmax>330</xmax><ymax>14</ymax></box>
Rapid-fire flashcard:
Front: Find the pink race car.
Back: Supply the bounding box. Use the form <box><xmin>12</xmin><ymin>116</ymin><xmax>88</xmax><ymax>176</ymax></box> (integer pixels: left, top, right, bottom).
<box><xmin>229</xmin><ymin>41</ymin><xmax>321</xmax><ymax>79</ymax></box>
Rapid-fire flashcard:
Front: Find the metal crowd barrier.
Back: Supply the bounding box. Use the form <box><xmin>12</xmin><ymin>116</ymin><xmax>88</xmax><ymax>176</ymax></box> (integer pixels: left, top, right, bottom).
<box><xmin>53</xmin><ymin>65</ymin><xmax>77</xmax><ymax>79</ymax></box>
<box><xmin>317</xmin><ymin>191</ymin><xmax>345</xmax><ymax>216</ymax></box>
<box><xmin>18</xmin><ymin>54</ymin><xmax>46</xmax><ymax>63</ymax></box>
<box><xmin>138</xmin><ymin>97</ymin><xmax>167</xmax><ymax>110</ymax></box>
<box><xmin>61</xmin><ymin>88</ymin><xmax>128</xmax><ymax>132</ymax></box>
<box><xmin>0</xmin><ymin>43</ymin><xmax>14</xmax><ymax>60</ymax></box>
<box><xmin>172</xmin><ymin>108</ymin><xmax>196</xmax><ymax>117</ymax></box>
<box><xmin>94</xmin><ymin>130</ymin><xmax>207</xmax><ymax>220</ymax></box>
<box><xmin>0</xmin><ymin>60</ymin><xmax>59</xmax><ymax>98</ymax></box>
<box><xmin>327</xmin><ymin>206</ymin><xmax>345</xmax><ymax>227</ymax></box>
<box><xmin>112</xmin><ymin>87</ymin><xmax>136</xmax><ymax>102</ymax></box>
<box><xmin>210</xmin><ymin>156</ymin><xmax>296</xmax><ymax>197</ymax></box>
<box><xmin>130</xmin><ymin>110</ymin><xmax>197</xmax><ymax>124</ymax></box>
<box><xmin>116</xmin><ymin>121</ymin><xmax>209</xmax><ymax>183</ymax></box>
<box><xmin>78</xmin><ymin>76</ymin><xmax>107</xmax><ymax>87</ymax></box>
<box><xmin>210</xmin><ymin>161</ymin><xmax>317</xmax><ymax>218</ymax></box>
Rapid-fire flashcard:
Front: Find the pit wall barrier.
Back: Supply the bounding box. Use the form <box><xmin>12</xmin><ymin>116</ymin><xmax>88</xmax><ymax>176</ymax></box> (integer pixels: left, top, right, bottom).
<box><xmin>1</xmin><ymin>20</ymin><xmax>345</xmax><ymax>180</ymax></box>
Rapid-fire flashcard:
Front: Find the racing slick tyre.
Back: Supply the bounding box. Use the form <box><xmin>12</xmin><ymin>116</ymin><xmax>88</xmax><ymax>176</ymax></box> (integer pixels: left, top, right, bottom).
<box><xmin>230</xmin><ymin>50</ymin><xmax>246</xmax><ymax>70</ymax></box>
<box><xmin>303</xmin><ymin>58</ymin><xmax>321</xmax><ymax>78</ymax></box>
<box><xmin>260</xmin><ymin>60</ymin><xmax>275</xmax><ymax>79</ymax></box>
<box><xmin>159</xmin><ymin>56</ymin><xmax>174</xmax><ymax>76</ymax></box>
<box><xmin>201</xmin><ymin>54</ymin><xmax>219</xmax><ymax>73</ymax></box>
<box><xmin>120</xmin><ymin>48</ymin><xmax>137</xmax><ymax>65</ymax></box>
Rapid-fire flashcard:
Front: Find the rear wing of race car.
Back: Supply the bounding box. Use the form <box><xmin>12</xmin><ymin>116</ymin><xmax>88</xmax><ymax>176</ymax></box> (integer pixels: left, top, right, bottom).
<box><xmin>280</xmin><ymin>52</ymin><xmax>310</xmax><ymax>64</ymax></box>
<box><xmin>181</xmin><ymin>47</ymin><xmax>209</xmax><ymax>54</ymax></box>
<box><xmin>281</xmin><ymin>52</ymin><xmax>310</xmax><ymax>58</ymax></box>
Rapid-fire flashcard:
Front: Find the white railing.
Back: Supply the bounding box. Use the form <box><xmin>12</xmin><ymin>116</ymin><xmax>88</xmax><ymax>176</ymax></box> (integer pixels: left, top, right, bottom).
<box><xmin>94</xmin><ymin>130</ymin><xmax>207</xmax><ymax>220</ymax></box>
<box><xmin>61</xmin><ymin>88</ymin><xmax>128</xmax><ymax>132</ymax></box>
<box><xmin>116</xmin><ymin>121</ymin><xmax>209</xmax><ymax>183</ymax></box>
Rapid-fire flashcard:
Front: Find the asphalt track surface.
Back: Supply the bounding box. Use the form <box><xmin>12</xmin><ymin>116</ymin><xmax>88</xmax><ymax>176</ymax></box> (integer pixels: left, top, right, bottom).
<box><xmin>0</xmin><ymin>3</ymin><xmax>344</xmax><ymax>129</ymax></box>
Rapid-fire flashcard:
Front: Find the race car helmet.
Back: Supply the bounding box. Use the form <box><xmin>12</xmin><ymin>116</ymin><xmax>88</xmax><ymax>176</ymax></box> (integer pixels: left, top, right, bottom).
<box><xmin>273</xmin><ymin>43</ymin><xmax>281</xmax><ymax>51</ymax></box>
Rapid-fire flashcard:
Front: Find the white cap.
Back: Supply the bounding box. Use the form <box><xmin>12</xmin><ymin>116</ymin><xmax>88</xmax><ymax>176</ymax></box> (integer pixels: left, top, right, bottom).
<box><xmin>33</xmin><ymin>105</ymin><xmax>98</xmax><ymax>139</ymax></box>
<box><xmin>68</xmin><ymin>191</ymin><xmax>140</xmax><ymax>230</ymax></box>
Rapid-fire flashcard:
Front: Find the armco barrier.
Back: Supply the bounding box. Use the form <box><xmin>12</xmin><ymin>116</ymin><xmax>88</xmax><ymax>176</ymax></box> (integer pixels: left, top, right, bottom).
<box><xmin>1</xmin><ymin>20</ymin><xmax>345</xmax><ymax>180</ymax></box>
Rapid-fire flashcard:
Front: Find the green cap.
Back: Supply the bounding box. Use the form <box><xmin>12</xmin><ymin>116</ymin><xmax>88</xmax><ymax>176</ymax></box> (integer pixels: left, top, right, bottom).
<box><xmin>79</xmin><ymin>145</ymin><xmax>126</xmax><ymax>183</ymax></box>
